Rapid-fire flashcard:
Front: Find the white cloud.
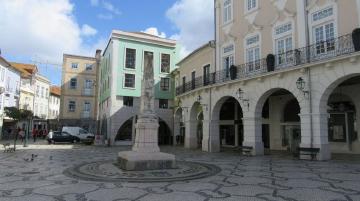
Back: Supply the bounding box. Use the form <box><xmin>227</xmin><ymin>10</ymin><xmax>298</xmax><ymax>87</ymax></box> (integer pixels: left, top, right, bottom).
<box><xmin>0</xmin><ymin>0</ymin><xmax>103</xmax><ymax>63</ymax></box>
<box><xmin>81</xmin><ymin>24</ymin><xmax>98</xmax><ymax>36</ymax></box>
<box><xmin>90</xmin><ymin>0</ymin><xmax>99</xmax><ymax>6</ymax></box>
<box><xmin>97</xmin><ymin>13</ymin><xmax>113</xmax><ymax>20</ymax></box>
<box><xmin>102</xmin><ymin>1</ymin><xmax>121</xmax><ymax>15</ymax></box>
<box><xmin>166</xmin><ymin>0</ymin><xmax>214</xmax><ymax>57</ymax></box>
<box><xmin>91</xmin><ymin>0</ymin><xmax>121</xmax><ymax>17</ymax></box>
<box><xmin>142</xmin><ymin>27</ymin><xmax>167</xmax><ymax>38</ymax></box>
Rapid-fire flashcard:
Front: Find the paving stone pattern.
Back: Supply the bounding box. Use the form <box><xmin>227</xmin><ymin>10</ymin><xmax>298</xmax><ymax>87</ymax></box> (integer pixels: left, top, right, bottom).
<box><xmin>1</xmin><ymin>144</ymin><xmax>360</xmax><ymax>201</ymax></box>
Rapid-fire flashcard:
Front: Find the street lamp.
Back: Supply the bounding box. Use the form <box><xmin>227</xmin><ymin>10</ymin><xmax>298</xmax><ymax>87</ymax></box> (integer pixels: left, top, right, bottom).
<box><xmin>236</xmin><ymin>88</ymin><xmax>250</xmax><ymax>111</ymax></box>
<box><xmin>296</xmin><ymin>77</ymin><xmax>309</xmax><ymax>97</ymax></box>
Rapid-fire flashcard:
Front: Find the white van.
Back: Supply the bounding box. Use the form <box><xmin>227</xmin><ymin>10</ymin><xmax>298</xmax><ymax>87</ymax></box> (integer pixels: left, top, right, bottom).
<box><xmin>62</xmin><ymin>127</ymin><xmax>94</xmax><ymax>143</ymax></box>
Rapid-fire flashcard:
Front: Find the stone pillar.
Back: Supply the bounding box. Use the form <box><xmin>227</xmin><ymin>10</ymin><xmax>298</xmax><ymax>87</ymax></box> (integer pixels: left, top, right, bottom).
<box><xmin>234</xmin><ymin>103</ymin><xmax>239</xmax><ymax>147</ymax></box>
<box><xmin>131</xmin><ymin>116</ymin><xmax>136</xmax><ymax>144</ymax></box>
<box><xmin>202</xmin><ymin>120</ymin><xmax>220</xmax><ymax>153</ymax></box>
<box><xmin>299</xmin><ymin>113</ymin><xmax>331</xmax><ymax>160</ymax></box>
<box><xmin>184</xmin><ymin>121</ymin><xmax>198</xmax><ymax>149</ymax></box>
<box><xmin>242</xmin><ymin>116</ymin><xmax>264</xmax><ymax>155</ymax></box>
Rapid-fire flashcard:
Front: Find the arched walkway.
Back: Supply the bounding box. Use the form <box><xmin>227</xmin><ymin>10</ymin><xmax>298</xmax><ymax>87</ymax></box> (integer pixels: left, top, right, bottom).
<box><xmin>251</xmin><ymin>88</ymin><xmax>302</xmax><ymax>155</ymax></box>
<box><xmin>174</xmin><ymin>107</ymin><xmax>185</xmax><ymax>146</ymax></box>
<box><xmin>185</xmin><ymin>101</ymin><xmax>203</xmax><ymax>149</ymax></box>
<box><xmin>114</xmin><ymin>116</ymin><xmax>173</xmax><ymax>146</ymax></box>
<box><xmin>211</xmin><ymin>96</ymin><xmax>243</xmax><ymax>151</ymax></box>
<box><xmin>318</xmin><ymin>75</ymin><xmax>360</xmax><ymax>154</ymax></box>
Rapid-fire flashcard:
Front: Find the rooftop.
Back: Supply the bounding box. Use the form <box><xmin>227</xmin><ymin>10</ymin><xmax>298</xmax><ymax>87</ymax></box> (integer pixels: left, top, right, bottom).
<box><xmin>50</xmin><ymin>86</ymin><xmax>61</xmax><ymax>96</ymax></box>
<box><xmin>10</xmin><ymin>62</ymin><xmax>38</xmax><ymax>78</ymax></box>
<box><xmin>111</xmin><ymin>30</ymin><xmax>177</xmax><ymax>46</ymax></box>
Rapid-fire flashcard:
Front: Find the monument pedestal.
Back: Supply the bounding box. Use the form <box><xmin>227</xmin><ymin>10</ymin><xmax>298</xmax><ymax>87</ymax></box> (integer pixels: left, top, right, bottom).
<box><xmin>117</xmin><ymin>117</ymin><xmax>176</xmax><ymax>171</ymax></box>
<box><xmin>118</xmin><ymin>151</ymin><xmax>176</xmax><ymax>171</ymax></box>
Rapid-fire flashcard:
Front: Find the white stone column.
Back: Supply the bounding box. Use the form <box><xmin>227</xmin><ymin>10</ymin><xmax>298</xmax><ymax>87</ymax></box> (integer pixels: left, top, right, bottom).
<box><xmin>299</xmin><ymin>112</ymin><xmax>331</xmax><ymax>160</ymax></box>
<box><xmin>184</xmin><ymin>121</ymin><xmax>198</xmax><ymax>149</ymax></box>
<box><xmin>242</xmin><ymin>116</ymin><xmax>264</xmax><ymax>155</ymax></box>
<box><xmin>357</xmin><ymin>0</ymin><xmax>360</xmax><ymax>27</ymax></box>
<box><xmin>202</xmin><ymin>120</ymin><xmax>220</xmax><ymax>153</ymax></box>
<box><xmin>296</xmin><ymin>0</ymin><xmax>307</xmax><ymax>47</ymax></box>
<box><xmin>234</xmin><ymin>103</ymin><xmax>239</xmax><ymax>147</ymax></box>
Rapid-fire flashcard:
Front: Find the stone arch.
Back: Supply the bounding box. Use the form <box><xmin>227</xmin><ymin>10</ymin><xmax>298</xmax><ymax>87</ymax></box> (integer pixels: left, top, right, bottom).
<box><xmin>317</xmin><ymin>73</ymin><xmax>360</xmax><ymax>154</ymax></box>
<box><xmin>174</xmin><ymin>107</ymin><xmax>184</xmax><ymax>145</ymax></box>
<box><xmin>318</xmin><ymin>74</ymin><xmax>360</xmax><ymax>115</ymax></box>
<box><xmin>211</xmin><ymin>95</ymin><xmax>244</xmax><ymax>149</ymax></box>
<box><xmin>185</xmin><ymin>101</ymin><xmax>203</xmax><ymax>149</ymax></box>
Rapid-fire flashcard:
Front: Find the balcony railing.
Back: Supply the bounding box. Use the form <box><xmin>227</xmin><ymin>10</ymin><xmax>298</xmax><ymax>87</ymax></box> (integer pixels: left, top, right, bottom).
<box><xmin>176</xmin><ymin>33</ymin><xmax>356</xmax><ymax>96</ymax></box>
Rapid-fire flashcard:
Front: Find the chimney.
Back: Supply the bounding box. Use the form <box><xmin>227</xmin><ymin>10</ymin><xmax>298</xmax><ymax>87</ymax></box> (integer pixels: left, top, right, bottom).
<box><xmin>95</xmin><ymin>49</ymin><xmax>102</xmax><ymax>61</ymax></box>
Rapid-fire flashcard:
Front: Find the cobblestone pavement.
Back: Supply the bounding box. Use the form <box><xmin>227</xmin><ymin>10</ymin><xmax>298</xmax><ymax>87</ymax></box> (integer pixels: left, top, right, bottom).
<box><xmin>1</xmin><ymin>142</ymin><xmax>360</xmax><ymax>201</ymax></box>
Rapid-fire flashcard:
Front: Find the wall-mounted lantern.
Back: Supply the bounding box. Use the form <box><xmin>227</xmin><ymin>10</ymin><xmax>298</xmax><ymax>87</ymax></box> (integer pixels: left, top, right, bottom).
<box><xmin>197</xmin><ymin>95</ymin><xmax>208</xmax><ymax>111</ymax></box>
<box><xmin>296</xmin><ymin>77</ymin><xmax>309</xmax><ymax>98</ymax></box>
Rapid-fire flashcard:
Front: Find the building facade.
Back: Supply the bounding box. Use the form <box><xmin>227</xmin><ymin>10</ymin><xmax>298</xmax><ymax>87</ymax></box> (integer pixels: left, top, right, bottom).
<box><xmin>60</xmin><ymin>53</ymin><xmax>100</xmax><ymax>133</ymax></box>
<box><xmin>98</xmin><ymin>30</ymin><xmax>180</xmax><ymax>145</ymax></box>
<box><xmin>174</xmin><ymin>0</ymin><xmax>360</xmax><ymax>160</ymax></box>
<box><xmin>0</xmin><ymin>56</ymin><xmax>21</xmax><ymax>138</ymax></box>
<box><xmin>48</xmin><ymin>86</ymin><xmax>60</xmax><ymax>120</ymax></box>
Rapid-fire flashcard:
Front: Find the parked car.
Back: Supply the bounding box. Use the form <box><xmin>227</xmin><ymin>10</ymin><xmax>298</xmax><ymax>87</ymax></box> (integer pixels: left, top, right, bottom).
<box><xmin>47</xmin><ymin>131</ymin><xmax>79</xmax><ymax>144</ymax></box>
<box><xmin>62</xmin><ymin>127</ymin><xmax>94</xmax><ymax>144</ymax></box>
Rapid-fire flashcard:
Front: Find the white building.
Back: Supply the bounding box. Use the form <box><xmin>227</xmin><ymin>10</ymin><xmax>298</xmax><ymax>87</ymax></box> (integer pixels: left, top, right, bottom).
<box><xmin>173</xmin><ymin>0</ymin><xmax>360</xmax><ymax>160</ymax></box>
<box><xmin>48</xmin><ymin>86</ymin><xmax>60</xmax><ymax>120</ymax></box>
<box><xmin>0</xmin><ymin>56</ymin><xmax>21</xmax><ymax>139</ymax></box>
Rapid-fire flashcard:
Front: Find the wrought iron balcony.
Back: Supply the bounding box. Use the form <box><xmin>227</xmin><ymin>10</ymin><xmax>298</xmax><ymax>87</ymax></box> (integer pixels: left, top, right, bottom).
<box><xmin>176</xmin><ymin>33</ymin><xmax>356</xmax><ymax>96</ymax></box>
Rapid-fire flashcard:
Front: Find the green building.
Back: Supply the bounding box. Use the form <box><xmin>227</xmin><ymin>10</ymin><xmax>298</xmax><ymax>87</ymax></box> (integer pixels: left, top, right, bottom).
<box><xmin>98</xmin><ymin>30</ymin><xmax>180</xmax><ymax>146</ymax></box>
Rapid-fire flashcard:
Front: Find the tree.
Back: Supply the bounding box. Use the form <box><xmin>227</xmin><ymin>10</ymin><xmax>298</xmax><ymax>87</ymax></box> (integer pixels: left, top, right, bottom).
<box><xmin>4</xmin><ymin>107</ymin><xmax>33</xmax><ymax>150</ymax></box>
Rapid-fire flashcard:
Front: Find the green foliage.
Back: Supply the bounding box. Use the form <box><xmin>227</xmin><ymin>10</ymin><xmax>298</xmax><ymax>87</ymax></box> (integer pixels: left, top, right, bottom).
<box><xmin>4</xmin><ymin>107</ymin><xmax>33</xmax><ymax>121</ymax></box>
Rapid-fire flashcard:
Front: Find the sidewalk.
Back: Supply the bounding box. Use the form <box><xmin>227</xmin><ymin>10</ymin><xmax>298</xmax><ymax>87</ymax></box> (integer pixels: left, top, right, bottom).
<box><xmin>0</xmin><ymin>139</ymin><xmax>79</xmax><ymax>151</ymax></box>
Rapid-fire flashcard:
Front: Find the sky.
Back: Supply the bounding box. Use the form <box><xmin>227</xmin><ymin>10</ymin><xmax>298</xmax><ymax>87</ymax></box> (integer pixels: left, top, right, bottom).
<box><xmin>0</xmin><ymin>0</ymin><xmax>214</xmax><ymax>86</ymax></box>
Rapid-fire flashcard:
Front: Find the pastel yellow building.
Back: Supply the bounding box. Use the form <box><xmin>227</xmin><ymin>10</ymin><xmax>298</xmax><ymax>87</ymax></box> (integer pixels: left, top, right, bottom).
<box><xmin>60</xmin><ymin>52</ymin><xmax>101</xmax><ymax>133</ymax></box>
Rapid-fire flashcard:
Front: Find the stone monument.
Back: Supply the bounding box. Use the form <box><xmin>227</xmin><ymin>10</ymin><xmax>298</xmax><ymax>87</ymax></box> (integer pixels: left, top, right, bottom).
<box><xmin>117</xmin><ymin>51</ymin><xmax>176</xmax><ymax>171</ymax></box>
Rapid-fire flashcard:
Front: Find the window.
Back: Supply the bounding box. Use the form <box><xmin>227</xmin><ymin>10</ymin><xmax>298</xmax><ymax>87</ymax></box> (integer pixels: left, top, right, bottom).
<box><xmin>159</xmin><ymin>99</ymin><xmax>168</xmax><ymax>109</ymax></box>
<box><xmin>124</xmin><ymin>74</ymin><xmax>135</xmax><ymax>88</ymax></box>
<box><xmin>84</xmin><ymin>101</ymin><xmax>91</xmax><ymax>112</ymax></box>
<box><xmin>161</xmin><ymin>54</ymin><xmax>170</xmax><ymax>73</ymax></box>
<box><xmin>160</xmin><ymin>77</ymin><xmax>170</xmax><ymax>91</ymax></box>
<box><xmin>85</xmin><ymin>64</ymin><xmax>93</xmax><ymax>71</ymax></box>
<box><xmin>223</xmin><ymin>44</ymin><xmax>234</xmax><ymax>77</ymax></box>
<box><xmin>85</xmin><ymin>79</ymin><xmax>93</xmax><ymax>89</ymax></box>
<box><xmin>311</xmin><ymin>6</ymin><xmax>336</xmax><ymax>55</ymax></box>
<box><xmin>36</xmin><ymin>85</ymin><xmax>39</xmax><ymax>97</ymax></box>
<box><xmin>125</xmin><ymin>48</ymin><xmax>136</xmax><ymax>69</ymax></box>
<box><xmin>0</xmin><ymin>68</ymin><xmax>4</xmax><ymax>81</ymax></box>
<box><xmin>245</xmin><ymin>34</ymin><xmax>261</xmax><ymax>72</ymax></box>
<box><xmin>182</xmin><ymin>76</ymin><xmax>186</xmax><ymax>92</ymax></box>
<box><xmin>313</xmin><ymin>22</ymin><xmax>335</xmax><ymax>54</ymax></box>
<box><xmin>71</xmin><ymin>63</ymin><xmax>78</xmax><ymax>69</ymax></box>
<box><xmin>274</xmin><ymin>23</ymin><xmax>293</xmax><ymax>66</ymax></box>
<box><xmin>41</xmin><ymin>87</ymin><xmax>44</xmax><ymax>98</ymax></box>
<box><xmin>45</xmin><ymin>88</ymin><xmax>48</xmax><ymax>99</ymax></box>
<box><xmin>70</xmin><ymin>78</ymin><xmax>77</xmax><ymax>89</ymax></box>
<box><xmin>123</xmin><ymin>96</ymin><xmax>133</xmax><ymax>107</ymax></box>
<box><xmin>68</xmin><ymin>101</ymin><xmax>76</xmax><ymax>112</ymax></box>
<box><xmin>191</xmin><ymin>71</ymin><xmax>196</xmax><ymax>89</ymax></box>
<box><xmin>313</xmin><ymin>7</ymin><xmax>333</xmax><ymax>22</ymax></box>
<box><xmin>203</xmin><ymin>64</ymin><xmax>210</xmax><ymax>85</ymax></box>
<box><xmin>246</xmin><ymin>0</ymin><xmax>257</xmax><ymax>12</ymax></box>
<box><xmin>223</xmin><ymin>0</ymin><xmax>232</xmax><ymax>24</ymax></box>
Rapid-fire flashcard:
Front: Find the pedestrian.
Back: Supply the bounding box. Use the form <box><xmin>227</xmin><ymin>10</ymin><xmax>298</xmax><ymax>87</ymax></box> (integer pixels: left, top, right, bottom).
<box><xmin>176</xmin><ymin>135</ymin><xmax>180</xmax><ymax>145</ymax></box>
<box><xmin>19</xmin><ymin>128</ymin><xmax>25</xmax><ymax>142</ymax></box>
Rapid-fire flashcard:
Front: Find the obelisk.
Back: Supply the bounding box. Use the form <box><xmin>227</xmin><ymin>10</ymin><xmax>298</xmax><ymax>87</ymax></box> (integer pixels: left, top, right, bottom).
<box><xmin>117</xmin><ymin>51</ymin><xmax>176</xmax><ymax>171</ymax></box>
